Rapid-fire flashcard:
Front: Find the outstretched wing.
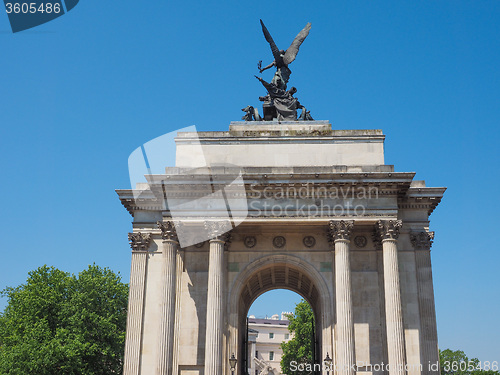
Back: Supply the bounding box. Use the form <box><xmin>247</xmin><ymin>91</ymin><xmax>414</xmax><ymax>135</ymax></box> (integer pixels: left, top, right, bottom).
<box><xmin>283</xmin><ymin>22</ymin><xmax>311</xmax><ymax>65</ymax></box>
<box><xmin>260</xmin><ymin>19</ymin><xmax>281</xmax><ymax>63</ymax></box>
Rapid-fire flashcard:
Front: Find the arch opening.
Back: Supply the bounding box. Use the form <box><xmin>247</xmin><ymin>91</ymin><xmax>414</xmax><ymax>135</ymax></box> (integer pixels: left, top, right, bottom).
<box><xmin>234</xmin><ymin>262</ymin><xmax>325</xmax><ymax>375</ymax></box>
<box><xmin>246</xmin><ymin>290</ymin><xmax>314</xmax><ymax>375</ymax></box>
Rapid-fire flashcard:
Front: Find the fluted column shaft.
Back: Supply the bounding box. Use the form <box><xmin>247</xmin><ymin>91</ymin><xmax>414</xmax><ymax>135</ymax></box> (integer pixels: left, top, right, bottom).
<box><xmin>204</xmin><ymin>238</ymin><xmax>225</xmax><ymax>375</ymax></box>
<box><xmin>335</xmin><ymin>238</ymin><xmax>355</xmax><ymax>375</ymax></box>
<box><xmin>329</xmin><ymin>220</ymin><xmax>355</xmax><ymax>375</ymax></box>
<box><xmin>415</xmin><ymin>250</ymin><xmax>439</xmax><ymax>374</ymax></box>
<box><xmin>172</xmin><ymin>247</ymin><xmax>185</xmax><ymax>375</ymax></box>
<box><xmin>157</xmin><ymin>238</ymin><xmax>178</xmax><ymax>375</ymax></box>
<box><xmin>411</xmin><ymin>231</ymin><xmax>438</xmax><ymax>375</ymax></box>
<box><xmin>376</xmin><ymin>220</ymin><xmax>406</xmax><ymax>375</ymax></box>
<box><xmin>124</xmin><ymin>232</ymin><xmax>151</xmax><ymax>375</ymax></box>
<box><xmin>383</xmin><ymin>238</ymin><xmax>406</xmax><ymax>375</ymax></box>
<box><xmin>156</xmin><ymin>221</ymin><xmax>180</xmax><ymax>375</ymax></box>
<box><xmin>124</xmin><ymin>251</ymin><xmax>148</xmax><ymax>375</ymax></box>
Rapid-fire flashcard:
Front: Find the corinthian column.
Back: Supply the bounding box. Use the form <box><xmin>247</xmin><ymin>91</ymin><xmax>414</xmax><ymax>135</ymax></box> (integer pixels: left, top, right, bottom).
<box><xmin>156</xmin><ymin>221</ymin><xmax>180</xmax><ymax>375</ymax></box>
<box><xmin>204</xmin><ymin>221</ymin><xmax>232</xmax><ymax>375</ymax></box>
<box><xmin>124</xmin><ymin>232</ymin><xmax>152</xmax><ymax>375</ymax></box>
<box><xmin>329</xmin><ymin>220</ymin><xmax>355</xmax><ymax>375</ymax></box>
<box><xmin>376</xmin><ymin>220</ymin><xmax>406</xmax><ymax>375</ymax></box>
<box><xmin>411</xmin><ymin>231</ymin><xmax>439</xmax><ymax>375</ymax></box>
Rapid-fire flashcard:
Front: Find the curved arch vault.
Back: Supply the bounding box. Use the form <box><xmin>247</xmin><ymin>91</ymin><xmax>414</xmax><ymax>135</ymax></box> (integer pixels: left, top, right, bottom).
<box><xmin>230</xmin><ymin>257</ymin><xmax>330</xmax><ymax>375</ymax></box>
<box><xmin>241</xmin><ymin>263</ymin><xmax>320</xmax><ymax>311</ymax></box>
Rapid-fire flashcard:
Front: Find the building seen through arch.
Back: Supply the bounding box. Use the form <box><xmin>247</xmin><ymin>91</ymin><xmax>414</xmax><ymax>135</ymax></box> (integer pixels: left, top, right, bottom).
<box><xmin>247</xmin><ymin>312</ymin><xmax>292</xmax><ymax>375</ymax></box>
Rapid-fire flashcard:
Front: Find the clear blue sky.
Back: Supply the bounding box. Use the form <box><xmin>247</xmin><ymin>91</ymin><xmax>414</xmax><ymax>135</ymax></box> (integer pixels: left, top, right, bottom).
<box><xmin>1</xmin><ymin>0</ymin><xmax>498</xmax><ymax>364</ymax></box>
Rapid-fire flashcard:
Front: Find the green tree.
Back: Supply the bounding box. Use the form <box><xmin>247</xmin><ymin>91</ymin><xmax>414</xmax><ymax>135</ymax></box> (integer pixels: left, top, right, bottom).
<box><xmin>440</xmin><ymin>349</ymin><xmax>499</xmax><ymax>375</ymax></box>
<box><xmin>0</xmin><ymin>264</ymin><xmax>128</xmax><ymax>375</ymax></box>
<box><xmin>280</xmin><ymin>299</ymin><xmax>315</xmax><ymax>375</ymax></box>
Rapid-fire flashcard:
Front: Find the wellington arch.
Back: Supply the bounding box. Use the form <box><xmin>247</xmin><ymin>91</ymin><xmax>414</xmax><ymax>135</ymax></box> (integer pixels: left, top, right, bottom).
<box><xmin>117</xmin><ymin>121</ymin><xmax>446</xmax><ymax>375</ymax></box>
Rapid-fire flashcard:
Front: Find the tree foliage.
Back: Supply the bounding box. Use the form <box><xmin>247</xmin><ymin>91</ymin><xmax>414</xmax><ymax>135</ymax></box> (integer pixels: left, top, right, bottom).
<box><xmin>0</xmin><ymin>265</ymin><xmax>128</xmax><ymax>375</ymax></box>
<box><xmin>440</xmin><ymin>349</ymin><xmax>499</xmax><ymax>375</ymax></box>
<box><xmin>280</xmin><ymin>299</ymin><xmax>315</xmax><ymax>375</ymax></box>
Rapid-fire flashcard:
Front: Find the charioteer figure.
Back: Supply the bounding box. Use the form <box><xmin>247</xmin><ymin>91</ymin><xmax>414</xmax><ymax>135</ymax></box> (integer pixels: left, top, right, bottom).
<box><xmin>256</xmin><ymin>76</ymin><xmax>304</xmax><ymax>121</ymax></box>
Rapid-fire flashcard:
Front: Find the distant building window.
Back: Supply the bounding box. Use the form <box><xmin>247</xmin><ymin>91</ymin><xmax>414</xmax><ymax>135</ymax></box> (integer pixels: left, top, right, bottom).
<box><xmin>255</xmin><ymin>350</ymin><xmax>258</xmax><ymax>358</ymax></box>
<box><xmin>269</xmin><ymin>351</ymin><xmax>274</xmax><ymax>361</ymax></box>
<box><xmin>269</xmin><ymin>332</ymin><xmax>274</xmax><ymax>339</ymax></box>
<box><xmin>284</xmin><ymin>333</ymin><xmax>289</xmax><ymax>340</ymax></box>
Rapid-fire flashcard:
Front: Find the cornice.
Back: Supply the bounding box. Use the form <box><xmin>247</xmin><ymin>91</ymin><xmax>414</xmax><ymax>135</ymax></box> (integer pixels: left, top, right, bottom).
<box><xmin>174</xmin><ymin>127</ymin><xmax>385</xmax><ymax>143</ymax></box>
<box><xmin>117</xmin><ymin>172</ymin><xmax>446</xmax><ymax>219</ymax></box>
<box><xmin>398</xmin><ymin>186</ymin><xmax>446</xmax><ymax>215</ymax></box>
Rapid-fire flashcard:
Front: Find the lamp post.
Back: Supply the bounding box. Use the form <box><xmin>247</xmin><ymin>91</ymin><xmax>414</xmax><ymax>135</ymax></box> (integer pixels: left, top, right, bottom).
<box><xmin>324</xmin><ymin>353</ymin><xmax>332</xmax><ymax>375</ymax></box>
<box><xmin>229</xmin><ymin>353</ymin><xmax>237</xmax><ymax>375</ymax></box>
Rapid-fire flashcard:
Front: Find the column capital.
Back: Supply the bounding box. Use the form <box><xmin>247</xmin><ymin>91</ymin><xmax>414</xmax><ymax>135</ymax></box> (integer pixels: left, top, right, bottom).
<box><xmin>128</xmin><ymin>232</ymin><xmax>152</xmax><ymax>251</ymax></box>
<box><xmin>204</xmin><ymin>221</ymin><xmax>232</xmax><ymax>245</ymax></box>
<box><xmin>157</xmin><ymin>220</ymin><xmax>179</xmax><ymax>243</ymax></box>
<box><xmin>375</xmin><ymin>219</ymin><xmax>403</xmax><ymax>243</ymax></box>
<box><xmin>328</xmin><ymin>220</ymin><xmax>354</xmax><ymax>245</ymax></box>
<box><xmin>410</xmin><ymin>231</ymin><xmax>435</xmax><ymax>250</ymax></box>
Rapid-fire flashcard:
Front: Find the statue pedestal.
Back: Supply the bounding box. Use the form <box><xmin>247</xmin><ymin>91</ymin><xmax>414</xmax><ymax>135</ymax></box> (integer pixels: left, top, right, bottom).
<box><xmin>174</xmin><ymin>122</ymin><xmax>386</xmax><ymax>168</ymax></box>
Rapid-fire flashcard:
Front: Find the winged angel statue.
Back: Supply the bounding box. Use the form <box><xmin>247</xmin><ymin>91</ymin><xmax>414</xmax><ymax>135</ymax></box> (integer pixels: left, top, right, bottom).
<box><xmin>259</xmin><ymin>19</ymin><xmax>311</xmax><ymax>90</ymax></box>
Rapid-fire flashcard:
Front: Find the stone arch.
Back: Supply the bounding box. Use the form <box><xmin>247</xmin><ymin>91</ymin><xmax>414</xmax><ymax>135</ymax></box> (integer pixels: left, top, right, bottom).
<box><xmin>226</xmin><ymin>254</ymin><xmax>334</xmax><ymax>375</ymax></box>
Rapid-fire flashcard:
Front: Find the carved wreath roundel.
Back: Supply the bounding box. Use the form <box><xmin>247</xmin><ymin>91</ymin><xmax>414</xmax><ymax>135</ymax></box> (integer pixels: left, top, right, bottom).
<box><xmin>303</xmin><ymin>236</ymin><xmax>316</xmax><ymax>248</ymax></box>
<box><xmin>194</xmin><ymin>240</ymin><xmax>206</xmax><ymax>248</ymax></box>
<box><xmin>244</xmin><ymin>236</ymin><xmax>257</xmax><ymax>248</ymax></box>
<box><xmin>273</xmin><ymin>236</ymin><xmax>286</xmax><ymax>248</ymax></box>
<box><xmin>354</xmin><ymin>235</ymin><xmax>367</xmax><ymax>248</ymax></box>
